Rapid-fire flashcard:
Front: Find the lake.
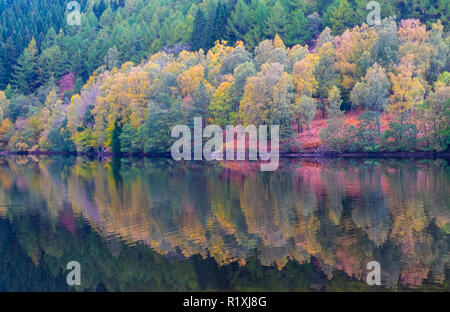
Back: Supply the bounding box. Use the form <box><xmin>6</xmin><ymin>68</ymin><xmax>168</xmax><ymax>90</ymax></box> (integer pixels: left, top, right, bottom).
<box><xmin>0</xmin><ymin>156</ymin><xmax>448</xmax><ymax>291</ymax></box>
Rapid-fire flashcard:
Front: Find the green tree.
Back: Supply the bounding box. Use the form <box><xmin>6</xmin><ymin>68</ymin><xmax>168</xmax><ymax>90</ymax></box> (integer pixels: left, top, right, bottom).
<box><xmin>346</xmin><ymin>111</ymin><xmax>382</xmax><ymax>152</ymax></box>
<box><xmin>38</xmin><ymin>45</ymin><xmax>64</xmax><ymax>84</ymax></box>
<box><xmin>372</xmin><ymin>17</ymin><xmax>399</xmax><ymax>71</ymax></box>
<box><xmin>315</xmin><ymin>42</ymin><xmax>339</xmax><ymax>118</ymax></box>
<box><xmin>350</xmin><ymin>63</ymin><xmax>389</xmax><ymax>112</ymax></box>
<box><xmin>12</xmin><ymin>38</ymin><xmax>39</xmax><ymax>94</ymax></box>
<box><xmin>321</xmin><ymin>86</ymin><xmax>345</xmax><ymax>151</ymax></box>
<box><xmin>191</xmin><ymin>8</ymin><xmax>208</xmax><ymax>51</ymax></box>
<box><xmin>283</xmin><ymin>6</ymin><xmax>311</xmax><ymax>45</ymax></box>
<box><xmin>111</xmin><ymin>120</ymin><xmax>122</xmax><ymax>155</ymax></box>
<box><xmin>119</xmin><ymin>123</ymin><xmax>138</xmax><ymax>154</ymax></box>
<box><xmin>327</xmin><ymin>86</ymin><xmax>343</xmax><ymax>119</ymax></box>
<box><xmin>226</xmin><ymin>0</ymin><xmax>252</xmax><ymax>44</ymax></box>
<box><xmin>104</xmin><ymin>45</ymin><xmax>120</xmax><ymax>70</ymax></box>
<box><xmin>417</xmin><ymin>85</ymin><xmax>450</xmax><ymax>151</ymax></box>
<box><xmin>324</xmin><ymin>0</ymin><xmax>356</xmax><ymax>35</ymax></box>
<box><xmin>213</xmin><ymin>1</ymin><xmax>230</xmax><ymax>43</ymax></box>
<box><xmin>295</xmin><ymin>95</ymin><xmax>316</xmax><ymax>138</ymax></box>
<box><xmin>48</xmin><ymin>120</ymin><xmax>76</xmax><ymax>153</ymax></box>
<box><xmin>189</xmin><ymin>82</ymin><xmax>210</xmax><ymax>124</ymax></box>
<box><xmin>382</xmin><ymin>113</ymin><xmax>418</xmax><ymax>152</ymax></box>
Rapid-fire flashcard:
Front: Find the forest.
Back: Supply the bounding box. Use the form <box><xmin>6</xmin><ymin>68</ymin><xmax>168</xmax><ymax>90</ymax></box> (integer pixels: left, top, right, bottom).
<box><xmin>0</xmin><ymin>0</ymin><xmax>449</xmax><ymax>154</ymax></box>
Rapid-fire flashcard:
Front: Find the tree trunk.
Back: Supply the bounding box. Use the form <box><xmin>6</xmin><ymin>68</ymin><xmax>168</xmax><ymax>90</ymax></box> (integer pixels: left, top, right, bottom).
<box><xmin>321</xmin><ymin>98</ymin><xmax>326</xmax><ymax>119</ymax></box>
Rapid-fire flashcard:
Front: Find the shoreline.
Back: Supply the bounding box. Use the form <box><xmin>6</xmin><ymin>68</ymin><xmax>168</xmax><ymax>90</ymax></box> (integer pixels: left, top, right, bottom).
<box><xmin>1</xmin><ymin>150</ymin><xmax>449</xmax><ymax>159</ymax></box>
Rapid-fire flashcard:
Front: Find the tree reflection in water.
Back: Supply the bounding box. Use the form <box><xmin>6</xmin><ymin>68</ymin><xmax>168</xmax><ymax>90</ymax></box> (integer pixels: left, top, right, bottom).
<box><xmin>0</xmin><ymin>156</ymin><xmax>448</xmax><ymax>291</ymax></box>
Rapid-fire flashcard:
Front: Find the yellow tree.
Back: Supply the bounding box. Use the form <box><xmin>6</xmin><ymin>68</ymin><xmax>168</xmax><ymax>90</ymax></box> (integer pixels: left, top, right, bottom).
<box><xmin>127</xmin><ymin>67</ymin><xmax>150</xmax><ymax>128</ymax></box>
<box><xmin>286</xmin><ymin>44</ymin><xmax>309</xmax><ymax>72</ymax></box>
<box><xmin>273</xmin><ymin>34</ymin><xmax>286</xmax><ymax>49</ymax></box>
<box><xmin>93</xmin><ymin>71</ymin><xmax>128</xmax><ymax>146</ymax></box>
<box><xmin>0</xmin><ymin>119</ymin><xmax>13</xmax><ymax>149</ymax></box>
<box><xmin>67</xmin><ymin>94</ymin><xmax>83</xmax><ymax>135</ymax></box>
<box><xmin>38</xmin><ymin>90</ymin><xmax>66</xmax><ymax>150</ymax></box>
<box><xmin>239</xmin><ymin>75</ymin><xmax>269</xmax><ymax>125</ymax></box>
<box><xmin>397</xmin><ymin>19</ymin><xmax>432</xmax><ymax>86</ymax></box>
<box><xmin>271</xmin><ymin>71</ymin><xmax>295</xmax><ymax>126</ymax></box>
<box><xmin>292</xmin><ymin>54</ymin><xmax>319</xmax><ymax>97</ymax></box>
<box><xmin>239</xmin><ymin>63</ymin><xmax>285</xmax><ymax>126</ymax></box>
<box><xmin>209</xmin><ymin>77</ymin><xmax>235</xmax><ymax>127</ymax></box>
<box><xmin>177</xmin><ymin>49</ymin><xmax>205</xmax><ymax>68</ymax></box>
<box><xmin>67</xmin><ymin>94</ymin><xmax>98</xmax><ymax>152</ymax></box>
<box><xmin>0</xmin><ymin>91</ymin><xmax>9</xmax><ymax>121</ymax></box>
<box><xmin>388</xmin><ymin>55</ymin><xmax>425</xmax><ymax>113</ymax></box>
<box><xmin>334</xmin><ymin>25</ymin><xmax>378</xmax><ymax>90</ymax></box>
<box><xmin>206</xmin><ymin>40</ymin><xmax>234</xmax><ymax>86</ymax></box>
<box><xmin>177</xmin><ymin>64</ymin><xmax>206</xmax><ymax>98</ymax></box>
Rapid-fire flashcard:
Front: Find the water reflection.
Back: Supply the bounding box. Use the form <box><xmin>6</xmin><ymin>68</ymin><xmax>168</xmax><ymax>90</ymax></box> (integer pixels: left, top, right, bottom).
<box><xmin>0</xmin><ymin>156</ymin><xmax>448</xmax><ymax>291</ymax></box>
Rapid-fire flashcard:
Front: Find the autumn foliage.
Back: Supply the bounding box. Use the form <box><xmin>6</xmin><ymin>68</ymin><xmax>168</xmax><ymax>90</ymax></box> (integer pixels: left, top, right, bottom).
<box><xmin>0</xmin><ymin>18</ymin><xmax>448</xmax><ymax>154</ymax></box>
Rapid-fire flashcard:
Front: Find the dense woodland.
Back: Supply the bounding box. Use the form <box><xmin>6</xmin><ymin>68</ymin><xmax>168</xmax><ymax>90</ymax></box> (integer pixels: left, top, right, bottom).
<box><xmin>0</xmin><ymin>0</ymin><xmax>449</xmax><ymax>154</ymax></box>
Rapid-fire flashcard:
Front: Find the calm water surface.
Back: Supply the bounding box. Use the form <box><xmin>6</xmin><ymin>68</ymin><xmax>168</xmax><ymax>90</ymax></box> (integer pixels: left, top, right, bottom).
<box><xmin>0</xmin><ymin>156</ymin><xmax>448</xmax><ymax>291</ymax></box>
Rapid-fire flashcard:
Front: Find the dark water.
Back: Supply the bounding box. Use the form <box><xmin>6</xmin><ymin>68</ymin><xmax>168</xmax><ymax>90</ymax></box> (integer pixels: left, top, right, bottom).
<box><xmin>0</xmin><ymin>156</ymin><xmax>448</xmax><ymax>291</ymax></box>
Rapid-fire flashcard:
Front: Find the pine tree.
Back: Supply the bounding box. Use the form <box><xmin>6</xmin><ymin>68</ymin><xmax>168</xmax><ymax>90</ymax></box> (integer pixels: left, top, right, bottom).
<box><xmin>266</xmin><ymin>1</ymin><xmax>287</xmax><ymax>38</ymax></box>
<box><xmin>12</xmin><ymin>38</ymin><xmax>39</xmax><ymax>95</ymax></box>
<box><xmin>213</xmin><ymin>2</ymin><xmax>230</xmax><ymax>43</ymax></box>
<box><xmin>325</xmin><ymin>0</ymin><xmax>356</xmax><ymax>35</ymax></box>
<box><xmin>0</xmin><ymin>50</ymin><xmax>7</xmax><ymax>90</ymax></box>
<box><xmin>205</xmin><ymin>1</ymin><xmax>217</xmax><ymax>49</ymax></box>
<box><xmin>38</xmin><ymin>45</ymin><xmax>64</xmax><ymax>85</ymax></box>
<box><xmin>226</xmin><ymin>0</ymin><xmax>251</xmax><ymax>44</ymax></box>
<box><xmin>191</xmin><ymin>8</ymin><xmax>208</xmax><ymax>51</ymax></box>
<box><xmin>0</xmin><ymin>37</ymin><xmax>19</xmax><ymax>88</ymax></box>
<box><xmin>189</xmin><ymin>82</ymin><xmax>210</xmax><ymax>123</ymax></box>
<box><xmin>284</xmin><ymin>8</ymin><xmax>310</xmax><ymax>46</ymax></box>
<box><xmin>94</xmin><ymin>0</ymin><xmax>107</xmax><ymax>19</ymax></box>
